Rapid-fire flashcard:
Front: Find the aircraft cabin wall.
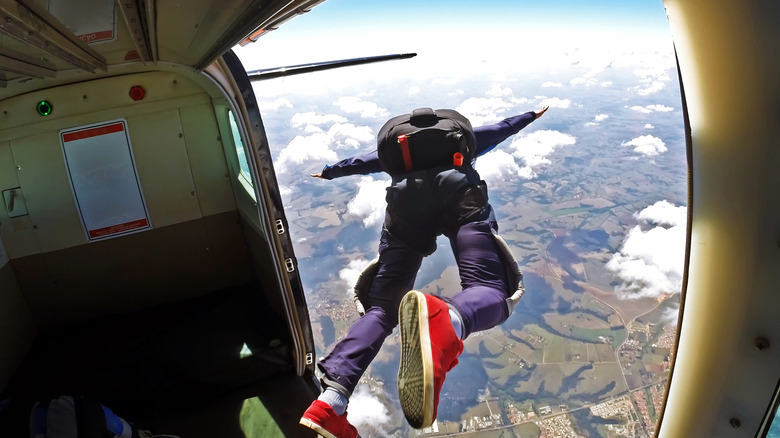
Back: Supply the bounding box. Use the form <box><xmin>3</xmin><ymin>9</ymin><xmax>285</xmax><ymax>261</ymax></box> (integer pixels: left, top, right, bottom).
<box><xmin>0</xmin><ymin>71</ymin><xmax>256</xmax><ymax>391</ymax></box>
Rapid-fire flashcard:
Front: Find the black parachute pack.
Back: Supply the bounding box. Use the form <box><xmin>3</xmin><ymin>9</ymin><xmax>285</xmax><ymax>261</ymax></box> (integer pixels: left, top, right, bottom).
<box><xmin>377</xmin><ymin>108</ymin><xmax>477</xmax><ymax>175</ymax></box>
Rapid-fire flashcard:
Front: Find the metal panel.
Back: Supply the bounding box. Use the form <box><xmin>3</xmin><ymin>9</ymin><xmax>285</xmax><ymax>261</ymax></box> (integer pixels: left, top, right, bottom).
<box><xmin>179</xmin><ymin>103</ymin><xmax>236</xmax><ymax>217</ymax></box>
<box><xmin>11</xmin><ymin>132</ymin><xmax>85</xmax><ymax>253</ymax></box>
<box><xmin>126</xmin><ymin>109</ymin><xmax>201</xmax><ymax>228</ymax></box>
<box><xmin>0</xmin><ymin>139</ymin><xmax>37</xmax><ymax>259</ymax></box>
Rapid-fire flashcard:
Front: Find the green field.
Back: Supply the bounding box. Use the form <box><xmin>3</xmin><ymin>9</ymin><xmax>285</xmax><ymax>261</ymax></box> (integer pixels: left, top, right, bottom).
<box><xmin>570</xmin><ymin>326</ymin><xmax>627</xmax><ymax>349</ymax></box>
<box><xmin>579</xmin><ymin>363</ymin><xmax>627</xmax><ymax>396</ymax></box>
<box><xmin>512</xmin><ymin>423</ymin><xmax>542</xmax><ymax>438</ymax></box>
<box><xmin>544</xmin><ymin>336</ymin><xmax>567</xmax><ymax>363</ymax></box>
<box><xmin>595</xmin><ymin>344</ymin><xmax>616</xmax><ymax>362</ymax></box>
<box><xmin>544</xmin><ymin>205</ymin><xmax>592</xmax><ymax>217</ymax></box>
<box><xmin>484</xmin><ymin>353</ymin><xmax>522</xmax><ymax>386</ymax></box>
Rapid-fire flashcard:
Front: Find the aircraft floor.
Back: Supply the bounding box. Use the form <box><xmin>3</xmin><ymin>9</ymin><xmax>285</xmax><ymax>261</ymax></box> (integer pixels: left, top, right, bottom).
<box><xmin>0</xmin><ymin>283</ymin><xmax>319</xmax><ymax>437</ymax></box>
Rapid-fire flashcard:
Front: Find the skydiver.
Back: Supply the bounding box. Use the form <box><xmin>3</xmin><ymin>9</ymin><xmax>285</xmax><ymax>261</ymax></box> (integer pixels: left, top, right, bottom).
<box><xmin>300</xmin><ymin>106</ymin><xmax>549</xmax><ymax>438</ymax></box>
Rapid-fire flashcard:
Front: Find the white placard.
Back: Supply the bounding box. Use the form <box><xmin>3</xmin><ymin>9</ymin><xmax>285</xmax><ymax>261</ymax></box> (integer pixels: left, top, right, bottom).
<box><xmin>48</xmin><ymin>0</ymin><xmax>116</xmax><ymax>43</ymax></box>
<box><xmin>61</xmin><ymin>120</ymin><xmax>151</xmax><ymax>241</ymax></box>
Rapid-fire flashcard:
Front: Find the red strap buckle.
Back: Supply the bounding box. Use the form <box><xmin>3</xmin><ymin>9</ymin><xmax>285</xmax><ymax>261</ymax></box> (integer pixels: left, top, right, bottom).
<box><xmin>453</xmin><ymin>153</ymin><xmax>464</xmax><ymax>167</ymax></box>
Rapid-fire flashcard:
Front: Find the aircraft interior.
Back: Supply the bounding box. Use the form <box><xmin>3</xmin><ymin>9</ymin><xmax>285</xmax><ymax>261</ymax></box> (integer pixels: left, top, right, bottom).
<box><xmin>0</xmin><ymin>0</ymin><xmax>777</xmax><ymax>437</ymax></box>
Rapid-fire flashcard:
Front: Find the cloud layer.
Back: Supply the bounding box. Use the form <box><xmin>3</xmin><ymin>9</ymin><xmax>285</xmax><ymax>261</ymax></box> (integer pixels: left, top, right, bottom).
<box><xmin>622</xmin><ymin>134</ymin><xmax>667</xmax><ymax>157</ymax></box>
<box><xmin>347</xmin><ymin>176</ymin><xmax>390</xmax><ymax>227</ymax></box>
<box><xmin>276</xmin><ymin>120</ymin><xmax>375</xmax><ymax>175</ymax></box>
<box><xmin>607</xmin><ymin>200</ymin><xmax>687</xmax><ymax>299</ymax></box>
<box><xmin>475</xmin><ymin>130</ymin><xmax>577</xmax><ymax>184</ymax></box>
<box><xmin>347</xmin><ymin>385</ymin><xmax>394</xmax><ymax>436</ymax></box>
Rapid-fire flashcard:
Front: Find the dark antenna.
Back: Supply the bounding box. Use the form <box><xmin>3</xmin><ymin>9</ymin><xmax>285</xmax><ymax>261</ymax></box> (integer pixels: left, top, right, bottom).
<box><xmin>247</xmin><ymin>53</ymin><xmax>417</xmax><ymax>81</ymax></box>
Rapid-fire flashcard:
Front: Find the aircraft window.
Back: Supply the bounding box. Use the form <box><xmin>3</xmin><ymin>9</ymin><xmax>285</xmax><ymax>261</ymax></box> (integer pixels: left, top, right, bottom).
<box><xmin>228</xmin><ymin>109</ymin><xmax>253</xmax><ymax>183</ymax></box>
<box><xmin>767</xmin><ymin>406</ymin><xmax>780</xmax><ymax>437</ymax></box>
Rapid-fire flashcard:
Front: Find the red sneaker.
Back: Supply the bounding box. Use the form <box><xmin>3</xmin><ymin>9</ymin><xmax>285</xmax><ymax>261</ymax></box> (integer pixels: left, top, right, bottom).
<box><xmin>397</xmin><ymin>291</ymin><xmax>464</xmax><ymax>429</ymax></box>
<box><xmin>299</xmin><ymin>400</ymin><xmax>360</xmax><ymax>438</ymax></box>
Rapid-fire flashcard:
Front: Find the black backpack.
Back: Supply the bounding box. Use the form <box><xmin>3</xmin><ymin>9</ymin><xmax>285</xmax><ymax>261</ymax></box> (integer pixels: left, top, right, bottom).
<box><xmin>377</xmin><ymin>108</ymin><xmax>476</xmax><ymax>175</ymax></box>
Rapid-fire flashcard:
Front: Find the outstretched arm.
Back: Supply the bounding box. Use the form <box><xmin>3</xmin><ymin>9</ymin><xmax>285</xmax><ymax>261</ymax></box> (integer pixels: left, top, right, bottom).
<box><xmin>474</xmin><ymin>107</ymin><xmax>548</xmax><ymax>156</ymax></box>
<box><xmin>311</xmin><ymin>150</ymin><xmax>383</xmax><ymax>180</ymax></box>
<box><xmin>312</xmin><ymin>107</ymin><xmax>550</xmax><ymax>178</ymax></box>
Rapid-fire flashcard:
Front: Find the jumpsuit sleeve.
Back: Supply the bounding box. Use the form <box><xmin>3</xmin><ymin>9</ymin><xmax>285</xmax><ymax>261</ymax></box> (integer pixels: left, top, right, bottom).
<box><xmin>319</xmin><ymin>150</ymin><xmax>384</xmax><ymax>180</ymax></box>
<box><xmin>473</xmin><ymin>111</ymin><xmax>537</xmax><ymax>157</ymax></box>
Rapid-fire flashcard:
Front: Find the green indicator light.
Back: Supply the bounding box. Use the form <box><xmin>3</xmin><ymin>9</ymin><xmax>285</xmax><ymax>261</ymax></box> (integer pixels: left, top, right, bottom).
<box><xmin>36</xmin><ymin>100</ymin><xmax>52</xmax><ymax>116</ymax></box>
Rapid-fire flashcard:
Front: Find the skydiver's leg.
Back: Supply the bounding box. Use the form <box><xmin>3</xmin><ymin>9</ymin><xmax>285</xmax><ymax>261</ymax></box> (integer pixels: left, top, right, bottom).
<box><xmin>396</xmin><ymin>216</ymin><xmax>509</xmax><ymax>430</ymax></box>
<box><xmin>446</xmin><ymin>216</ymin><xmax>511</xmax><ymax>339</ymax></box>
<box><xmin>317</xmin><ymin>228</ymin><xmax>423</xmax><ymax>397</ymax></box>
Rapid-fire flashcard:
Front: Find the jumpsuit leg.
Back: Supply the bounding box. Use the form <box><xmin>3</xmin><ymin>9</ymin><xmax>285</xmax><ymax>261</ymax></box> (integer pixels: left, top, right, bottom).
<box><xmin>317</xmin><ymin>229</ymin><xmax>423</xmax><ymax>396</ymax></box>
<box><xmin>447</xmin><ymin>219</ymin><xmax>511</xmax><ymax>339</ymax></box>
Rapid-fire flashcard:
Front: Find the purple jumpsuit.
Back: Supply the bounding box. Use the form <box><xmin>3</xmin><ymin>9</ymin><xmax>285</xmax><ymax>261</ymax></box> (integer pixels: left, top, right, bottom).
<box><xmin>317</xmin><ymin>112</ymin><xmax>538</xmax><ymax>397</ymax></box>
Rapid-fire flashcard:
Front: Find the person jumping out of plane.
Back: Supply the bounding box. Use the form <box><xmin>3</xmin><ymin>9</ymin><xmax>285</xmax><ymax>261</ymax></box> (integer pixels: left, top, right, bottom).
<box><xmin>299</xmin><ymin>106</ymin><xmax>549</xmax><ymax>438</ymax></box>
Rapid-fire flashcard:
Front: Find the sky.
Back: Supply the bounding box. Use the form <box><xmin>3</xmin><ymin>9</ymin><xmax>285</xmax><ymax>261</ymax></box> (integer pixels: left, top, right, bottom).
<box><xmin>235</xmin><ymin>0</ymin><xmax>672</xmax><ymax>77</ymax></box>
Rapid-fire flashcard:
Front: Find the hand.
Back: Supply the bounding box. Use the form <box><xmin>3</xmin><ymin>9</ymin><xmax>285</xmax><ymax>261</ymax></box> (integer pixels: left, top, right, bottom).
<box><xmin>311</xmin><ymin>173</ymin><xmax>323</xmax><ymax>178</ymax></box>
<box><xmin>534</xmin><ymin>106</ymin><xmax>549</xmax><ymax>119</ymax></box>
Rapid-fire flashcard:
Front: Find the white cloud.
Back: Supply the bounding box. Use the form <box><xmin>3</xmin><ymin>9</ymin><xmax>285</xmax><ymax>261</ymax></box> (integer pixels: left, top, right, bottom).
<box><xmin>601</xmin><ymin>81</ymin><xmax>613</xmax><ymax>87</ymax></box>
<box><xmin>646</xmin><ymin>104</ymin><xmax>673</xmax><ymax>112</ymax></box>
<box><xmin>636</xmin><ymin>81</ymin><xmax>666</xmax><ymax>96</ymax></box>
<box><xmin>631</xmin><ymin>64</ymin><xmax>672</xmax><ymax>96</ymax></box>
<box><xmin>509</xmin><ymin>130</ymin><xmax>577</xmax><ymax>179</ymax></box>
<box><xmin>327</xmin><ymin>123</ymin><xmax>375</xmax><ymax>150</ymax></box>
<box><xmin>661</xmin><ymin>305</ymin><xmax>680</xmax><ymax>325</ymax></box>
<box><xmin>456</xmin><ymin>97</ymin><xmax>514</xmax><ymax>127</ymax></box>
<box><xmin>630</xmin><ymin>104</ymin><xmax>673</xmax><ymax>114</ymax></box>
<box><xmin>486</xmin><ymin>84</ymin><xmax>513</xmax><ymax>97</ymax></box>
<box><xmin>334</xmin><ymin>96</ymin><xmax>389</xmax><ymax>118</ymax></box>
<box><xmin>279</xmin><ymin>185</ymin><xmax>293</xmax><ymax>199</ymax></box>
<box><xmin>275</xmin><ymin>123</ymin><xmax>374</xmax><ymax>174</ymax></box>
<box><xmin>645</xmin><ymin>124</ymin><xmax>655</xmax><ymax>129</ymax></box>
<box><xmin>536</xmin><ymin>96</ymin><xmax>571</xmax><ymax>109</ymax></box>
<box><xmin>567</xmin><ymin>53</ymin><xmax>612</xmax><ymax>87</ymax></box>
<box><xmin>629</xmin><ymin>106</ymin><xmax>652</xmax><ymax>114</ymax></box>
<box><xmin>347</xmin><ymin>176</ymin><xmax>390</xmax><ymax>227</ymax></box>
<box><xmin>347</xmin><ymin>385</ymin><xmax>394</xmax><ymax>437</ymax></box>
<box><xmin>276</xmin><ymin>132</ymin><xmax>339</xmax><ymax>175</ymax></box>
<box><xmin>475</xmin><ymin>150</ymin><xmax>530</xmax><ymax>185</ymax></box>
<box><xmin>622</xmin><ymin>135</ymin><xmax>667</xmax><ymax>157</ymax></box>
<box><xmin>634</xmin><ymin>67</ymin><xmax>671</xmax><ymax>82</ymax></box>
<box><xmin>408</xmin><ymin>86</ymin><xmax>420</xmax><ymax>95</ymax></box>
<box><xmin>607</xmin><ymin>201</ymin><xmax>687</xmax><ymax>300</ymax></box>
<box><xmin>257</xmin><ymin>97</ymin><xmax>293</xmax><ymax>111</ymax></box>
<box><xmin>291</xmin><ymin>112</ymin><xmax>347</xmax><ymax>128</ymax></box>
<box><xmin>338</xmin><ymin>257</ymin><xmax>375</xmax><ymax>298</ymax></box>
<box><xmin>542</xmin><ymin>82</ymin><xmax>563</xmax><ymax>88</ymax></box>
<box><xmin>634</xmin><ymin>200</ymin><xmax>687</xmax><ymax>227</ymax></box>
<box><xmin>586</xmin><ymin>113</ymin><xmax>609</xmax><ymax>126</ymax></box>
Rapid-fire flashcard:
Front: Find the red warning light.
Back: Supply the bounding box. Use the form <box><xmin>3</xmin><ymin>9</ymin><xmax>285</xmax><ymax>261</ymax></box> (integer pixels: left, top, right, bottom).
<box><xmin>129</xmin><ymin>86</ymin><xmax>145</xmax><ymax>101</ymax></box>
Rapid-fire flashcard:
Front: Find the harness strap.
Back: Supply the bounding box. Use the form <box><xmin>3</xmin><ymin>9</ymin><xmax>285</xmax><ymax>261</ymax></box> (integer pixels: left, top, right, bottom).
<box><xmin>397</xmin><ymin>134</ymin><xmax>413</xmax><ymax>172</ymax></box>
<box><xmin>398</xmin><ymin>134</ymin><xmax>412</xmax><ymax>172</ymax></box>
